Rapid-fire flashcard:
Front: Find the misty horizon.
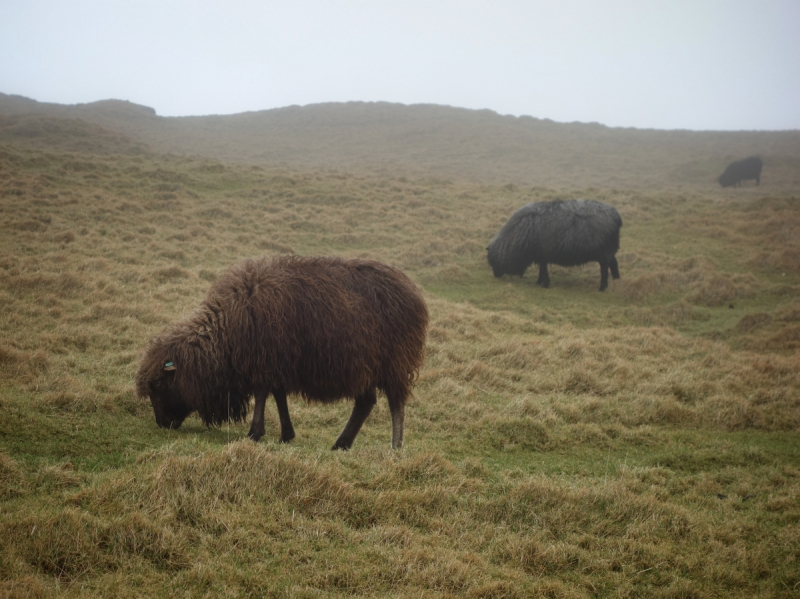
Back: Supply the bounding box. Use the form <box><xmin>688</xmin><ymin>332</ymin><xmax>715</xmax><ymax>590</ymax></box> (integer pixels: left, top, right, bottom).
<box><xmin>2</xmin><ymin>1</ymin><xmax>799</xmax><ymax>132</ymax></box>
<box><xmin>5</xmin><ymin>92</ymin><xmax>800</xmax><ymax>134</ymax></box>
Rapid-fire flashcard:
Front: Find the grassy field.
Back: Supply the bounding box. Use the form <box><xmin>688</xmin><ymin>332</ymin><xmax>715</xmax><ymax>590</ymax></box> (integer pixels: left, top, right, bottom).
<box><xmin>1</xmin><ymin>109</ymin><xmax>799</xmax><ymax>598</ymax></box>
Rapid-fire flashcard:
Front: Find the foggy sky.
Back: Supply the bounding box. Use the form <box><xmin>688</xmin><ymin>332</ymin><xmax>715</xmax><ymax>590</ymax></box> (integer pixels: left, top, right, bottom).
<box><xmin>2</xmin><ymin>0</ymin><xmax>799</xmax><ymax>131</ymax></box>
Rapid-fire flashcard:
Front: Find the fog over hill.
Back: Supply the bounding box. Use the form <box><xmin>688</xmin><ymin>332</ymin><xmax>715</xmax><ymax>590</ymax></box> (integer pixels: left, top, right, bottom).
<box><xmin>2</xmin><ymin>92</ymin><xmax>799</xmax><ymax>189</ymax></box>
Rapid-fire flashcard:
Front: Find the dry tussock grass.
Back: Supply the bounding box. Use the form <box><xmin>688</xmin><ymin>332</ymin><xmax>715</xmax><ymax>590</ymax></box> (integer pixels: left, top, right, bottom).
<box><xmin>1</xmin><ymin>137</ymin><xmax>799</xmax><ymax>597</ymax></box>
<box><xmin>0</xmin><ymin>452</ymin><xmax>26</xmax><ymax>500</ymax></box>
<box><xmin>4</xmin><ymin>440</ymin><xmax>798</xmax><ymax>596</ymax></box>
<box><xmin>422</xmin><ymin>297</ymin><xmax>800</xmax><ymax>437</ymax></box>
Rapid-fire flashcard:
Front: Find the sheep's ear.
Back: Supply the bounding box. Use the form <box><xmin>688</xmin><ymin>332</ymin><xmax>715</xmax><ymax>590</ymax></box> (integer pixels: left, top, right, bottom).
<box><xmin>163</xmin><ymin>361</ymin><xmax>177</xmax><ymax>371</ymax></box>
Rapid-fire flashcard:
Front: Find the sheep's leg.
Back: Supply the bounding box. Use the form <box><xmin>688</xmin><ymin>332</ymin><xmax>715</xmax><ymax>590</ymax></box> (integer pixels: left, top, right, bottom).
<box><xmin>332</xmin><ymin>388</ymin><xmax>377</xmax><ymax>450</ymax></box>
<box><xmin>387</xmin><ymin>389</ymin><xmax>406</xmax><ymax>450</ymax></box>
<box><xmin>273</xmin><ymin>387</ymin><xmax>295</xmax><ymax>443</ymax></box>
<box><xmin>610</xmin><ymin>256</ymin><xmax>620</xmax><ymax>280</ymax></box>
<box><xmin>248</xmin><ymin>388</ymin><xmax>268</xmax><ymax>442</ymax></box>
<box><xmin>537</xmin><ymin>263</ymin><xmax>550</xmax><ymax>288</ymax></box>
<box><xmin>599</xmin><ymin>259</ymin><xmax>609</xmax><ymax>291</ymax></box>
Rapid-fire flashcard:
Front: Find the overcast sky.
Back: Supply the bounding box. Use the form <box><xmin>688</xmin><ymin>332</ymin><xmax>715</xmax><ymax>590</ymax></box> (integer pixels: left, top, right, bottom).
<box><xmin>1</xmin><ymin>0</ymin><xmax>799</xmax><ymax>130</ymax></box>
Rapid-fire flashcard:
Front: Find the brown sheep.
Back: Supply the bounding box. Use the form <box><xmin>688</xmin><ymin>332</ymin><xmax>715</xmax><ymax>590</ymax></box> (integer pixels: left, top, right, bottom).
<box><xmin>135</xmin><ymin>255</ymin><xmax>428</xmax><ymax>449</ymax></box>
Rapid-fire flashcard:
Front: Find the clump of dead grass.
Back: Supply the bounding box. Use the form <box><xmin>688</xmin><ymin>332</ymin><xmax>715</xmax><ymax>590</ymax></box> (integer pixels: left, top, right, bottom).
<box><xmin>0</xmin><ymin>452</ymin><xmax>27</xmax><ymax>499</ymax></box>
<box><xmin>0</xmin><ymin>345</ymin><xmax>49</xmax><ymax>383</ymax></box>
<box><xmin>2</xmin><ymin>508</ymin><xmax>189</xmax><ymax>582</ymax></box>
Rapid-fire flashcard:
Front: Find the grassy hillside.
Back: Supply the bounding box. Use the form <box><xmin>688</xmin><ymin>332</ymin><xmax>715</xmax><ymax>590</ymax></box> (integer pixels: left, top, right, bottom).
<box><xmin>1</xmin><ymin>105</ymin><xmax>799</xmax><ymax>597</ymax></box>
<box><xmin>3</xmin><ymin>93</ymin><xmax>800</xmax><ymax>189</ymax></box>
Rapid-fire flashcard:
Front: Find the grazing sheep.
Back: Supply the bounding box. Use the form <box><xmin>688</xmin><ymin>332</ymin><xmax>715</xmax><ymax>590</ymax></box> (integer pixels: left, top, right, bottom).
<box><xmin>718</xmin><ymin>156</ymin><xmax>763</xmax><ymax>188</ymax></box>
<box><xmin>136</xmin><ymin>255</ymin><xmax>428</xmax><ymax>449</ymax></box>
<box><xmin>487</xmin><ymin>199</ymin><xmax>622</xmax><ymax>291</ymax></box>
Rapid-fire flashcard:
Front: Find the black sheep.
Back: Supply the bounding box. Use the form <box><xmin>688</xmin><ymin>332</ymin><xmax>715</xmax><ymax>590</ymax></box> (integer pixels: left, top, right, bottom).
<box><xmin>717</xmin><ymin>156</ymin><xmax>763</xmax><ymax>188</ymax></box>
<box><xmin>487</xmin><ymin>199</ymin><xmax>622</xmax><ymax>291</ymax></box>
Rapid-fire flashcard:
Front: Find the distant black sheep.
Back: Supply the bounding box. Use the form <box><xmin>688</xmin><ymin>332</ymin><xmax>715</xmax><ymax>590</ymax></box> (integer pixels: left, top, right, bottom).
<box><xmin>718</xmin><ymin>156</ymin><xmax>763</xmax><ymax>188</ymax></box>
<box><xmin>136</xmin><ymin>255</ymin><xmax>428</xmax><ymax>450</ymax></box>
<box><xmin>487</xmin><ymin>199</ymin><xmax>622</xmax><ymax>291</ymax></box>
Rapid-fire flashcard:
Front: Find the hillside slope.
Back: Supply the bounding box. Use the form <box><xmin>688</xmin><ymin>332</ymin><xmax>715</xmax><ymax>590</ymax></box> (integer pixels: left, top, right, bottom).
<box><xmin>2</xmin><ymin>94</ymin><xmax>800</xmax><ymax>597</ymax></box>
<box><xmin>2</xmin><ymin>92</ymin><xmax>799</xmax><ymax>189</ymax></box>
